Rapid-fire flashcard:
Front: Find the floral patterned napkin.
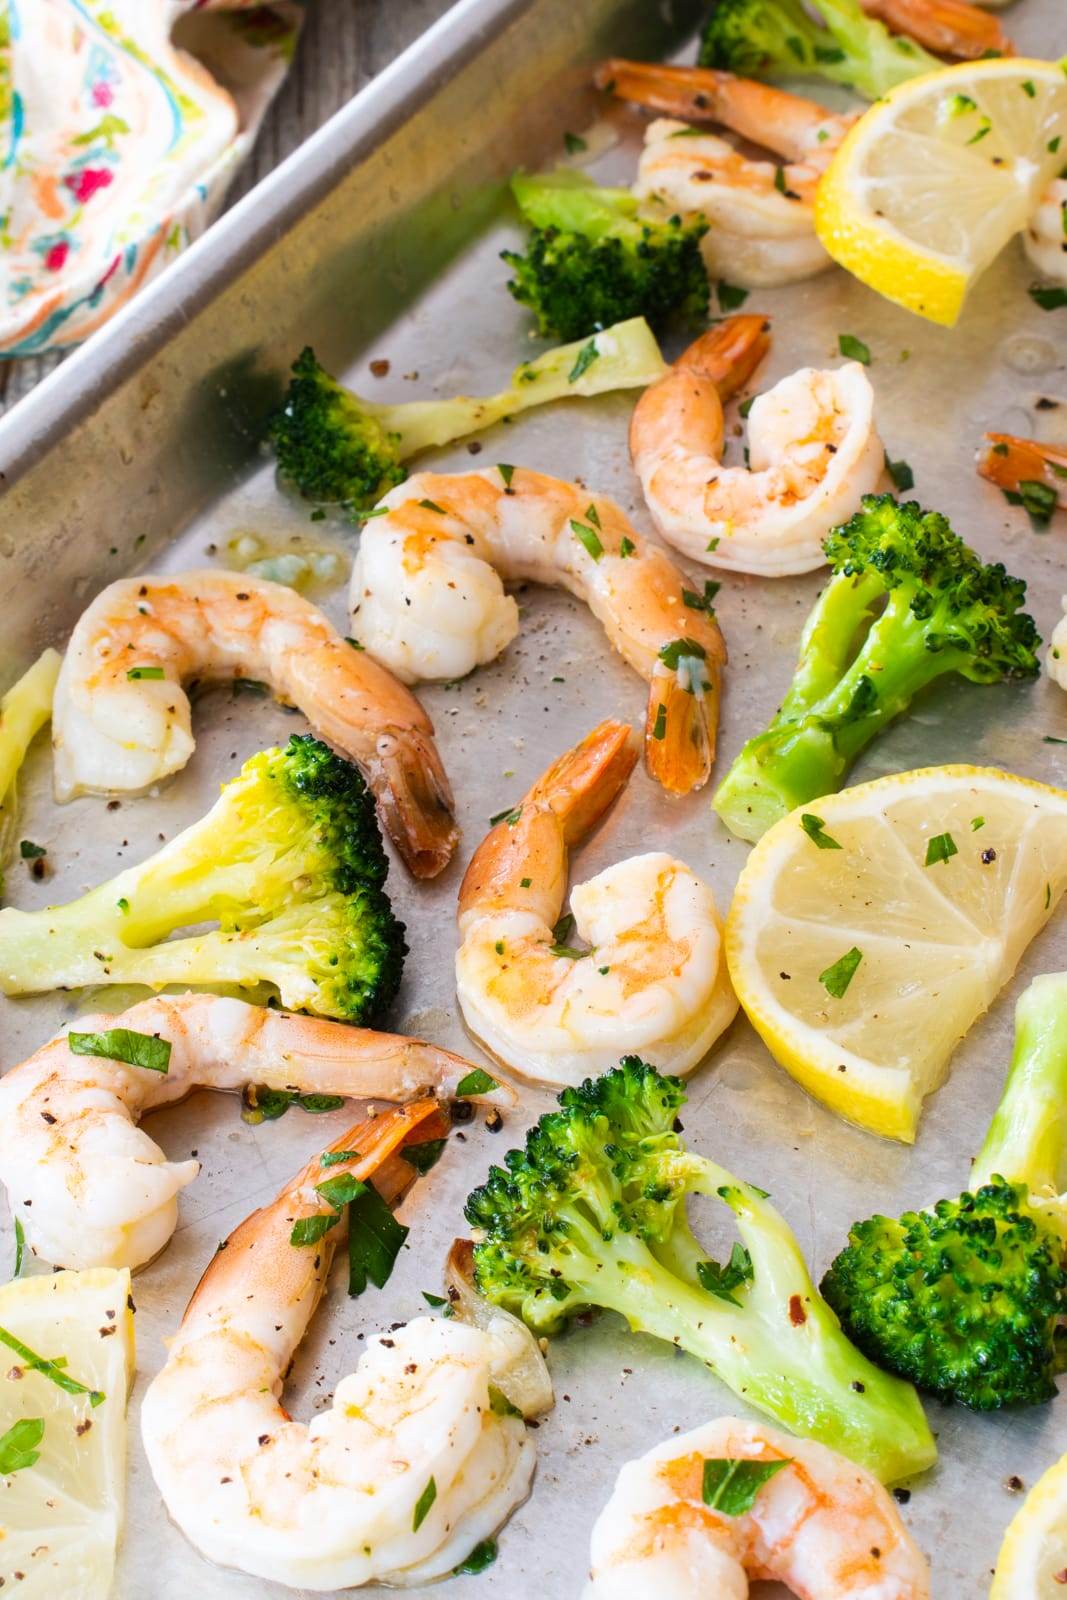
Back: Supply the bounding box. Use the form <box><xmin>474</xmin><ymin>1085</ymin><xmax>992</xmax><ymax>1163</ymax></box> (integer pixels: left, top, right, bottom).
<box><xmin>0</xmin><ymin>0</ymin><xmax>303</xmax><ymax>356</ymax></box>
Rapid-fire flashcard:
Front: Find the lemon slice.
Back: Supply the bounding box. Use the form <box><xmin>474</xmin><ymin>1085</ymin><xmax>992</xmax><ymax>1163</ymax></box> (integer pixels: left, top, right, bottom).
<box><xmin>992</xmin><ymin>1452</ymin><xmax>1067</xmax><ymax>1599</ymax></box>
<box><xmin>725</xmin><ymin>766</ymin><xmax>1067</xmax><ymax>1141</ymax></box>
<box><xmin>0</xmin><ymin>1269</ymin><xmax>134</xmax><ymax>1597</ymax></box>
<box><xmin>815</xmin><ymin>58</ymin><xmax>1067</xmax><ymax>325</ymax></box>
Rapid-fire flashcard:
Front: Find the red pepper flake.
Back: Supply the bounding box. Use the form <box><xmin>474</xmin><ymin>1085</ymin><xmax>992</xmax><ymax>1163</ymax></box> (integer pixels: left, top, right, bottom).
<box><xmin>788</xmin><ymin>1294</ymin><xmax>807</xmax><ymax>1326</ymax></box>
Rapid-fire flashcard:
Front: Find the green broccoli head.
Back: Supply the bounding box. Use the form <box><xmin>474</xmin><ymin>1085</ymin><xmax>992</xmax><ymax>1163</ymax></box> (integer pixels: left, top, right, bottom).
<box><xmin>270</xmin><ymin>348</ymin><xmax>407</xmax><ymax>515</ymax></box>
<box><xmin>822</xmin><ymin>1179</ymin><xmax>1067</xmax><ymax>1411</ymax></box>
<box><xmin>699</xmin><ymin>0</ymin><xmax>938</xmax><ymax>101</ymax></box>
<box><xmin>466</xmin><ymin>1059</ymin><xmax>936</xmax><ymax>1480</ymax></box>
<box><xmin>822</xmin><ymin>974</ymin><xmax>1067</xmax><ymax>1411</ymax></box>
<box><xmin>503</xmin><ymin>172</ymin><xmax>709</xmax><ymax>342</ymax></box>
<box><xmin>713</xmin><ymin>494</ymin><xmax>1041</xmax><ymax>841</ymax></box>
<box><xmin>824</xmin><ymin>496</ymin><xmax>1042</xmax><ymax>684</ymax></box>
<box><xmin>0</xmin><ymin>735</ymin><xmax>406</xmax><ymax>1023</ymax></box>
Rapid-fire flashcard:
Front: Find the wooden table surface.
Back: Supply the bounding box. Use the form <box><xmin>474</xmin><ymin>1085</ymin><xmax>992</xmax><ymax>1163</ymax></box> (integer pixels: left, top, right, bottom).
<box><xmin>0</xmin><ymin>0</ymin><xmax>455</xmax><ymax>414</ymax></box>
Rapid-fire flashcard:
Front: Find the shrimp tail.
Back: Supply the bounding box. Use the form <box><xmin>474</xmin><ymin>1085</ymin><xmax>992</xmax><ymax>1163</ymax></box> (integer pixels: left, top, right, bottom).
<box><xmin>184</xmin><ymin>1098</ymin><xmax>447</xmax><ymax>1323</ymax></box>
<box><xmin>645</xmin><ymin>657</ymin><xmax>722</xmax><ymax>797</ymax></box>
<box><xmin>669</xmin><ymin>315</ymin><xmax>771</xmax><ymax>404</ymax></box>
<box><xmin>529</xmin><ymin>718</ymin><xmax>639</xmax><ymax>845</ymax></box>
<box><xmin>596</xmin><ymin>60</ymin><xmax>840</xmax><ymax>159</ymax></box>
<box><xmin>366</xmin><ymin>726</ymin><xmax>459</xmax><ymax>879</ymax></box>
<box><xmin>861</xmin><ymin>0</ymin><xmax>1012</xmax><ymax>60</ymax></box>
<box><xmin>978</xmin><ymin>433</ymin><xmax>1067</xmax><ymax>512</ymax></box>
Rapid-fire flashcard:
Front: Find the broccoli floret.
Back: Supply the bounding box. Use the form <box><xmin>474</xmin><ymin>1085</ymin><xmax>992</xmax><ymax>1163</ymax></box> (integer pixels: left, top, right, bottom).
<box><xmin>713</xmin><ymin>495</ymin><xmax>1040</xmax><ymax>841</ymax></box>
<box><xmin>503</xmin><ymin>171</ymin><xmax>710</xmax><ymax>342</ymax></box>
<box><xmin>466</xmin><ymin>1057</ymin><xmax>936</xmax><ymax>1481</ymax></box>
<box><xmin>0</xmin><ymin>734</ymin><xmax>406</xmax><ymax>1022</ymax></box>
<box><xmin>271</xmin><ymin>317</ymin><xmax>666</xmax><ymax>515</ymax></box>
<box><xmin>822</xmin><ymin>974</ymin><xmax>1067</xmax><ymax>1410</ymax></box>
<box><xmin>0</xmin><ymin>649</ymin><xmax>61</xmax><ymax>898</ymax></box>
<box><xmin>699</xmin><ymin>0</ymin><xmax>938</xmax><ymax>101</ymax></box>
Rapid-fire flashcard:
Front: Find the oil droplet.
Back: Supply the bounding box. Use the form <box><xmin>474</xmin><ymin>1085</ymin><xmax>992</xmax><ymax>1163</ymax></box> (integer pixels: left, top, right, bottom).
<box><xmin>1002</xmin><ymin>335</ymin><xmax>1060</xmax><ymax>376</ymax></box>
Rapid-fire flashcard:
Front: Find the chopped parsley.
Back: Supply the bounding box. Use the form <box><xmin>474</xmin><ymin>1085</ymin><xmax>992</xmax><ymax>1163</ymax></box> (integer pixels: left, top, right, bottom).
<box><xmin>455</xmin><ymin>1068</ymin><xmax>499</xmax><ymax>1097</ymax></box>
<box><xmin>18</xmin><ymin>840</ymin><xmax>45</xmax><ymax>860</ymax></box>
<box><xmin>652</xmin><ymin>703</ymin><xmax>667</xmax><ymax>740</ymax></box>
<box><xmin>126</xmin><ymin>666</ymin><xmax>165</xmax><ymax>680</ymax></box>
<box><xmin>489</xmin><ymin>805</ymin><xmax>522</xmax><ymax>827</ymax></box>
<box><xmin>0</xmin><ymin>1418</ymin><xmax>44</xmax><ymax>1476</ymax></box>
<box><xmin>0</xmin><ymin>1327</ymin><xmax>104</xmax><ymax>1407</ymax></box>
<box><xmin>717</xmin><ymin>281</ymin><xmax>748</xmax><ymax>312</ymax></box>
<box><xmin>683</xmin><ymin>581</ymin><xmax>721</xmax><ymax>614</ymax></box>
<box><xmin>567</xmin><ymin>338</ymin><xmax>599</xmax><ymax>383</ymax></box>
<box><xmin>348</xmin><ymin>1183</ymin><xmax>409</xmax><ymax>1296</ymax></box>
<box><xmin>13</xmin><ymin>1217</ymin><xmax>24</xmax><ymax>1279</ymax></box>
<box><xmin>619</xmin><ymin>536</ymin><xmax>635</xmax><ymax>558</ymax></box>
<box><xmin>924</xmin><ymin>832</ymin><xmax>958</xmax><ymax>867</ymax></box>
<box><xmin>497</xmin><ymin>463</ymin><xmax>515</xmax><ymax>489</ymax></box>
<box><xmin>884</xmin><ymin>454</ymin><xmax>914</xmax><ymax>492</ymax></box>
<box><xmin>838</xmin><ymin>333</ymin><xmax>870</xmax><ymax>365</ymax></box>
<box><xmin>800</xmin><ymin>813</ymin><xmax>842</xmax><ymax>851</ymax></box>
<box><xmin>321</xmin><ymin>1149</ymin><xmax>360</xmax><ymax>1166</ymax></box>
<box><xmin>701</xmin><ymin>1457</ymin><xmax>790</xmax><ymax>1515</ymax></box>
<box><xmin>563</xmin><ymin>131</ymin><xmax>587</xmax><ymax>155</ymax></box>
<box><xmin>696</xmin><ymin>1243</ymin><xmax>753</xmax><ymax>1306</ymax></box>
<box><xmin>68</xmin><ymin>1027</ymin><xmax>171</xmax><ymax>1074</ymax></box>
<box><xmin>1029</xmin><ymin>284</ymin><xmax>1067</xmax><ymax>311</ymax></box>
<box><xmin>418</xmin><ymin>499</ymin><xmax>446</xmax><ymax>514</ymax></box>
<box><xmin>290</xmin><ymin>1212</ymin><xmax>341</xmax><ymax>1247</ymax></box>
<box><xmin>453</xmin><ymin>1538</ymin><xmax>498</xmax><ymax>1575</ymax></box>
<box><xmin>413</xmin><ymin>1476</ymin><xmax>437</xmax><ymax>1532</ymax></box>
<box><xmin>570</xmin><ymin>518</ymin><xmax>604</xmax><ymax>561</ymax></box>
<box><xmin>818</xmin><ymin>947</ymin><xmax>863</xmax><ymax>999</ymax></box>
<box><xmin>401</xmin><ymin>1138</ymin><xmax>447</xmax><ymax>1175</ymax></box>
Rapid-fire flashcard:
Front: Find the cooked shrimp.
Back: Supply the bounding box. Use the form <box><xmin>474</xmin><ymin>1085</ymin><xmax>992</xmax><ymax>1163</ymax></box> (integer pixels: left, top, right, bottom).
<box><xmin>862</xmin><ymin>0</ymin><xmax>1012</xmax><ymax>58</ymax></box>
<box><xmin>52</xmin><ymin>568</ymin><xmax>457</xmax><ymax>878</ymax></box>
<box><xmin>584</xmin><ymin>1417</ymin><xmax>930</xmax><ymax>1599</ymax></box>
<box><xmin>630</xmin><ymin>317</ymin><xmax>885</xmax><ymax>577</ymax></box>
<box><xmin>1024</xmin><ymin>179</ymin><xmax>1067</xmax><ymax>284</ymax></box>
<box><xmin>0</xmin><ymin>991</ymin><xmax>508</xmax><ymax>1272</ymax></box>
<box><xmin>349</xmin><ymin>467</ymin><xmax>728</xmax><ymax>795</ymax></box>
<box><xmin>456</xmin><ymin>720</ymin><xmax>737</xmax><ymax>1088</ymax></box>
<box><xmin>141</xmin><ymin>1104</ymin><xmax>538</xmax><ymax>1591</ymax></box>
<box><xmin>978</xmin><ymin>431</ymin><xmax>1067</xmax><ymax>515</ymax></box>
<box><xmin>597</xmin><ymin>64</ymin><xmax>853</xmax><ymax>288</ymax></box>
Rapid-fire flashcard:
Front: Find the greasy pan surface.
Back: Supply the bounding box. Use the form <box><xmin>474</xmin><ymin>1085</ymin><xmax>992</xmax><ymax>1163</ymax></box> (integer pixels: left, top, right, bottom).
<box><xmin>0</xmin><ymin>0</ymin><xmax>1064</xmax><ymax>1592</ymax></box>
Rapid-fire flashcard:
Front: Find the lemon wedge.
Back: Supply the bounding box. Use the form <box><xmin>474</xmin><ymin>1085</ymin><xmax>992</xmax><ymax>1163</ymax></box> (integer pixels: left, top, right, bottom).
<box><xmin>815</xmin><ymin>58</ymin><xmax>1067</xmax><ymax>325</ymax></box>
<box><xmin>725</xmin><ymin>766</ymin><xmax>1067</xmax><ymax>1141</ymax></box>
<box><xmin>0</xmin><ymin>1268</ymin><xmax>134</xmax><ymax>1597</ymax></box>
<box><xmin>992</xmin><ymin>1452</ymin><xmax>1067</xmax><ymax>1599</ymax></box>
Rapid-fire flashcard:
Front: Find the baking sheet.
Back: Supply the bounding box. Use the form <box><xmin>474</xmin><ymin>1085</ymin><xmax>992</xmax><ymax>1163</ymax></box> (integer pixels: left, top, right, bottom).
<box><xmin>2</xmin><ymin>0</ymin><xmax>1067</xmax><ymax>1593</ymax></box>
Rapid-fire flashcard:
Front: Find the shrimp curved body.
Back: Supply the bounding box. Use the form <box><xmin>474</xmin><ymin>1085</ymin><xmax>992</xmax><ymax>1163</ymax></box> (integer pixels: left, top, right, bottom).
<box><xmin>142</xmin><ymin>1104</ymin><xmax>538</xmax><ymax>1590</ymax></box>
<box><xmin>583</xmin><ymin>1417</ymin><xmax>930</xmax><ymax>1599</ymax></box>
<box><xmin>456</xmin><ymin>721</ymin><xmax>737</xmax><ymax>1088</ymax></box>
<box><xmin>0</xmin><ymin>991</ymin><xmax>505</xmax><ymax>1272</ymax></box>
<box><xmin>53</xmin><ymin>569</ymin><xmax>457</xmax><ymax>877</ymax></box>
<box><xmin>1024</xmin><ymin>178</ymin><xmax>1067</xmax><ymax>284</ymax></box>
<box><xmin>350</xmin><ymin>468</ymin><xmax>728</xmax><ymax>794</ymax></box>
<box><xmin>598</xmin><ymin>65</ymin><xmax>853</xmax><ymax>289</ymax></box>
<box><xmin>631</xmin><ymin>318</ymin><xmax>885</xmax><ymax>577</ymax></box>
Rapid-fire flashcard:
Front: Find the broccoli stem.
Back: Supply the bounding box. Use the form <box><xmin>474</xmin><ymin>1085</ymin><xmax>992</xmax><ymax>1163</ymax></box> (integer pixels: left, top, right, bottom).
<box><xmin>560</xmin><ymin>1160</ymin><xmax>935</xmax><ymax>1481</ymax></box>
<box><xmin>971</xmin><ymin>973</ymin><xmax>1067</xmax><ymax>1204</ymax></box>
<box><xmin>810</xmin><ymin>0</ymin><xmax>936</xmax><ymax>98</ymax></box>
<box><xmin>714</xmin><ymin>582</ymin><xmax>971</xmax><ymax>840</ymax></box>
<box><xmin>365</xmin><ymin>318</ymin><xmax>665</xmax><ymax>459</ymax></box>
